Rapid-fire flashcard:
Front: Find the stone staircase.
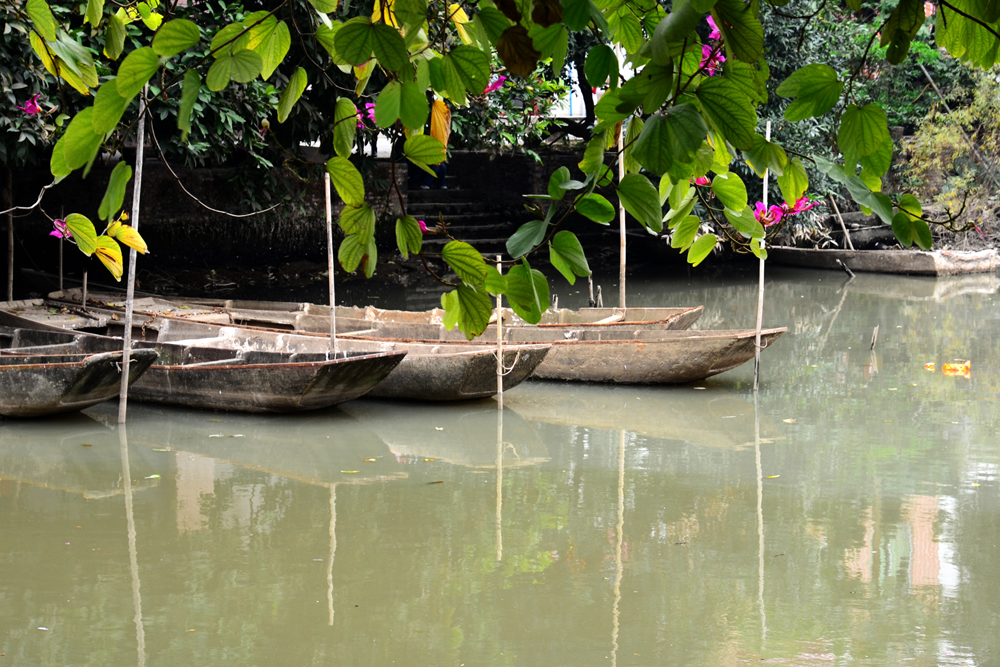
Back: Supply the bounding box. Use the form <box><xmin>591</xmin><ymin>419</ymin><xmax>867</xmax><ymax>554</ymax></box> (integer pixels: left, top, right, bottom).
<box><xmin>406</xmin><ymin>175</ymin><xmax>517</xmax><ymax>259</ymax></box>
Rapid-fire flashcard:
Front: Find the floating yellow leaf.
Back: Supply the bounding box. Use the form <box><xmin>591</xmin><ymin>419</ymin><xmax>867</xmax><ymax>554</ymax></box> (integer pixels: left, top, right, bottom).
<box><xmin>341</xmin><ymin>470</ymin><xmax>359</xmax><ymax>473</ymax></box>
<box><xmin>943</xmin><ymin>360</ymin><xmax>971</xmax><ymax>379</ymax></box>
<box><xmin>924</xmin><ymin>362</ymin><xmax>935</xmax><ymax>371</ymax></box>
<box><xmin>766</xmin><ymin>475</ymin><xmax>780</xmax><ymax>479</ymax></box>
<box><xmin>782</xmin><ymin>418</ymin><xmax>795</xmax><ymax>423</ymax></box>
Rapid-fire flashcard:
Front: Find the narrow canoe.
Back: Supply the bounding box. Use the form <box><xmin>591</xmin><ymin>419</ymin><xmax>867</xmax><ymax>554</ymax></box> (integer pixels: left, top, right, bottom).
<box><xmin>766</xmin><ymin>246</ymin><xmax>1000</xmax><ymax>276</ymax></box>
<box><xmin>3</xmin><ymin>298</ymin><xmax>551</xmax><ymax>401</ymax></box>
<box><xmin>0</xmin><ymin>345</ymin><xmax>158</xmax><ymax>418</ymax></box>
<box><xmin>1</xmin><ymin>317</ymin><xmax>407</xmax><ymax>413</ymax></box>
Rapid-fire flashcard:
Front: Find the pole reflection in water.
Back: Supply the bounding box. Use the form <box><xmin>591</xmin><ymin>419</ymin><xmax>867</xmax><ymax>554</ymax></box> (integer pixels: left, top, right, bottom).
<box><xmin>118</xmin><ymin>425</ymin><xmax>146</xmax><ymax>667</ymax></box>
<box><xmin>610</xmin><ymin>429</ymin><xmax>625</xmax><ymax>667</ymax></box>
<box><xmin>753</xmin><ymin>391</ymin><xmax>767</xmax><ymax>646</ymax></box>
<box><xmin>328</xmin><ymin>484</ymin><xmax>337</xmax><ymax>627</ymax></box>
<box><xmin>496</xmin><ymin>406</ymin><xmax>503</xmax><ymax>562</ymax></box>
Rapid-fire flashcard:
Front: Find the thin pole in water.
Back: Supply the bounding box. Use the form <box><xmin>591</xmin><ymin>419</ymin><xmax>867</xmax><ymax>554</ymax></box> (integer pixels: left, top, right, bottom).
<box><xmin>6</xmin><ymin>169</ymin><xmax>12</xmax><ymax>301</ymax></box>
<box><xmin>496</xmin><ymin>255</ymin><xmax>503</xmax><ymax>410</ymax></box>
<box><xmin>118</xmin><ymin>86</ymin><xmax>147</xmax><ymax>424</ymax></box>
<box><xmin>753</xmin><ymin>121</ymin><xmax>771</xmax><ymax>392</ymax></box>
<box><xmin>58</xmin><ymin>205</ymin><xmax>64</xmax><ymax>291</ymax></box>
<box><xmin>325</xmin><ymin>172</ymin><xmax>337</xmax><ymax>354</ymax></box>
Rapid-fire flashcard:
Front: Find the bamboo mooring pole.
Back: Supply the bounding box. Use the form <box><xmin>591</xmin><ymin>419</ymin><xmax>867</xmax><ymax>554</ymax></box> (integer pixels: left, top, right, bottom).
<box><xmin>829</xmin><ymin>195</ymin><xmax>855</xmax><ymax>251</ymax></box>
<box><xmin>6</xmin><ymin>170</ymin><xmax>12</xmax><ymax>301</ymax></box>
<box><xmin>324</xmin><ymin>173</ymin><xmax>337</xmax><ymax>355</ymax></box>
<box><xmin>752</xmin><ymin>121</ymin><xmax>771</xmax><ymax>392</ymax></box>
<box><xmin>496</xmin><ymin>255</ymin><xmax>504</xmax><ymax>409</ymax></box>
<box><xmin>618</xmin><ymin>122</ymin><xmax>627</xmax><ymax>309</ymax></box>
<box><xmin>118</xmin><ymin>86</ymin><xmax>148</xmax><ymax>424</ymax></box>
<box><xmin>58</xmin><ymin>205</ymin><xmax>64</xmax><ymax>291</ymax></box>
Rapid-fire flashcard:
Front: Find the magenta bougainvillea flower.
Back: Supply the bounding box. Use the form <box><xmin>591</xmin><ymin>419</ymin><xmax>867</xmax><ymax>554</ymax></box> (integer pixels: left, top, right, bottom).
<box><xmin>17</xmin><ymin>94</ymin><xmax>42</xmax><ymax>115</ymax></box>
<box><xmin>483</xmin><ymin>76</ymin><xmax>507</xmax><ymax>94</ymax></box>
<box><xmin>418</xmin><ymin>219</ymin><xmax>429</xmax><ymax>233</ymax></box>
<box><xmin>49</xmin><ymin>218</ymin><xmax>71</xmax><ymax>239</ymax></box>
<box><xmin>693</xmin><ymin>176</ymin><xmax>710</xmax><ymax>186</ymax></box>
<box><xmin>700</xmin><ymin>45</ymin><xmax>726</xmax><ymax>76</ymax></box>
<box><xmin>786</xmin><ymin>196</ymin><xmax>815</xmax><ymax>214</ymax></box>
<box><xmin>707</xmin><ymin>16</ymin><xmax>722</xmax><ymax>40</ymax></box>
<box><xmin>754</xmin><ymin>202</ymin><xmax>784</xmax><ymax>227</ymax></box>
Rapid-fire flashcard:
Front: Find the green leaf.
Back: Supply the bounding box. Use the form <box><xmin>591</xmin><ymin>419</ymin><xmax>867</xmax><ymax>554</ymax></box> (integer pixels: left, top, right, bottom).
<box><xmin>206</xmin><ymin>50</ymin><xmax>263</xmax><ymax>91</ymax></box>
<box><xmin>210</xmin><ymin>23</ymin><xmax>250</xmax><ymax>56</ymax></box>
<box><xmin>443</xmin><ymin>240</ymin><xmax>489</xmax><ymax>285</ymax></box>
<box><xmin>869</xmin><ymin>192</ymin><xmax>894</xmax><ymax>225</ymax></box>
<box><xmin>396</xmin><ymin>216</ymin><xmax>423</xmax><ymax>259</ymax></box>
<box><xmin>686</xmin><ymin>233</ymin><xmax>717</xmax><ymax>266</ymax></box>
<box><xmin>585</xmin><ymin>44</ymin><xmax>618</xmax><ymax>89</ymax></box>
<box><xmin>441</xmin><ymin>289</ymin><xmax>460</xmax><ymax>330</ymax></box>
<box><xmin>64</xmin><ymin>213</ymin><xmax>98</xmax><ymax>255</ymax></box>
<box><xmin>710</xmin><ymin>173</ymin><xmax>747</xmax><ymax>210</ymax></box>
<box><xmin>695</xmin><ymin>77</ymin><xmax>757</xmax><ymax>150</ymax></box>
<box><xmin>723</xmin><ymin>60</ymin><xmax>767</xmax><ymax>105</ymax></box>
<box><xmin>375</xmin><ymin>80</ymin><xmax>401</xmax><ymax>127</ymax></box>
<box><xmin>177</xmin><ymin>70</ymin><xmax>201</xmax><ymax>141</ymax></box>
<box><xmin>60</xmin><ymin>108</ymin><xmax>103</xmax><ymax>172</ymax></box>
<box><xmin>92</xmin><ymin>78</ymin><xmax>131</xmax><ymax>135</ymax></box>
<box><xmin>455</xmin><ymin>284</ymin><xmax>493</xmax><ymax>338</ymax></box>
<box><xmin>623</xmin><ymin>117</ymin><xmax>644</xmax><ymax>174</ymax></box>
<box><xmin>395</xmin><ymin>0</ymin><xmax>428</xmax><ymax>26</ymax></box>
<box><xmin>577</xmin><ymin>193</ymin><xmax>616</xmax><ymax>224</ymax></box>
<box><xmin>712</xmin><ymin>0</ymin><xmax>763</xmax><ymax>62</ymax></box>
<box><xmin>450</xmin><ymin>45</ymin><xmax>490</xmax><ymax>94</ymax></box>
<box><xmin>775</xmin><ymin>64</ymin><xmax>842</xmax><ymax>121</ymax></box>
<box><xmin>742</xmin><ymin>134</ymin><xmax>788</xmax><ymax>177</ymax></box>
<box><xmin>27</xmin><ymin>0</ymin><xmax>57</xmax><ymax>42</ymax></box>
<box><xmin>439</xmin><ymin>55</ymin><xmax>467</xmax><ymax>106</ymax></box>
<box><xmin>563</xmin><ymin>0</ymin><xmax>594</xmax><ymax>30</ymax></box>
<box><xmin>340</xmin><ymin>204</ymin><xmax>376</xmax><ymax>242</ymax></box>
<box><xmin>898</xmin><ymin>193</ymin><xmax>923</xmax><ymax>220</ymax></box>
<box><xmin>860</xmin><ymin>135</ymin><xmax>893</xmax><ymax>177</ymax></box>
<box><xmin>507</xmin><ymin>262</ymin><xmax>549</xmax><ymax>324</ymax></box>
<box><xmin>276</xmin><ymin>67</ymin><xmax>307</xmax><ymax>123</ymax></box>
<box><xmin>617</xmin><ymin>173</ymin><xmax>662</xmax><ymax>232</ymax></box>
<box><xmin>250</xmin><ymin>19</ymin><xmax>291</xmax><ymax>80</ymax></box>
<box><xmin>372</xmin><ymin>23</ymin><xmax>408</xmax><ymax>71</ymax></box>
<box><xmin>506</xmin><ymin>219</ymin><xmax>548</xmax><ymax>258</ymax></box>
<box><xmin>549</xmin><ymin>231</ymin><xmax>591</xmax><ymax>284</ymax></box>
<box><xmin>547</xmin><ymin>166</ymin><xmax>572</xmax><ymax>200</ymax></box>
<box><xmin>724</xmin><ymin>205</ymin><xmax>764</xmax><ymax>238</ymax></box>
<box><xmin>670</xmin><ymin>216</ymin><xmax>700</xmax><ymax>250</ymax></box>
<box><xmin>912</xmin><ymin>218</ymin><xmax>933</xmax><ymax>250</ymax></box>
<box><xmin>50</xmin><ymin>142</ymin><xmax>71</xmax><ymax>179</ymax></box>
<box><xmin>116</xmin><ymin>47</ymin><xmax>160</xmax><ymax>99</ymax></box>
<box><xmin>399</xmin><ymin>81</ymin><xmax>429</xmax><ymax>129</ymax></box>
<box><xmin>334</xmin><ymin>98</ymin><xmax>358</xmax><ymax>159</ymax></box>
<box><xmin>477</xmin><ymin>6</ymin><xmax>512</xmax><ymax>45</ymax></box>
<box><xmin>152</xmin><ymin>19</ymin><xmax>200</xmax><ymax>56</ymax></box>
<box><xmin>578</xmin><ymin>134</ymin><xmax>606</xmax><ymax>175</ymax></box>
<box><xmin>326</xmin><ymin>157</ymin><xmax>365</xmax><ymax>207</ymax></box>
<box><xmin>839</xmin><ymin>103</ymin><xmax>890</xmax><ymax>169</ymax></box>
<box><xmin>98</xmin><ymin>162</ymin><xmax>132</xmax><ymax>222</ymax></box>
<box><xmin>316</xmin><ymin>22</ymin><xmax>347</xmax><ymax>64</ymax></box>
<box><xmin>308</xmin><ymin>0</ymin><xmax>340</xmax><ymax>12</ymax></box>
<box><xmin>650</xmin><ymin>2</ymin><xmax>703</xmax><ymax>66</ymax></box>
<box><xmin>339</xmin><ymin>234</ymin><xmax>367</xmax><ymax>272</ymax></box>
<box><xmin>891</xmin><ymin>211</ymin><xmax>914</xmax><ymax>247</ymax></box>
<box><xmin>335</xmin><ymin>17</ymin><xmax>375</xmax><ymax>66</ymax></box>
<box><xmin>632</xmin><ymin>105</ymin><xmax>707</xmax><ymax>176</ymax></box>
<box><xmin>484</xmin><ymin>266</ymin><xmax>507</xmax><ymax>294</ymax></box>
<box><xmin>85</xmin><ymin>0</ymin><xmax>104</xmax><ymax>27</ymax></box>
<box><xmin>776</xmin><ymin>157</ymin><xmax>809</xmax><ymax>206</ymax></box>
<box><xmin>104</xmin><ymin>14</ymin><xmax>126</xmax><ymax>60</ymax></box>
<box><xmin>404</xmin><ymin>135</ymin><xmax>447</xmax><ymax>167</ymax></box>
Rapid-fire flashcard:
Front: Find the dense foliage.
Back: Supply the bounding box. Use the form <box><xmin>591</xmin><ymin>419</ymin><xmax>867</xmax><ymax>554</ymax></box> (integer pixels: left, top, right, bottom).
<box><xmin>6</xmin><ymin>0</ymin><xmax>1000</xmax><ymax>337</ymax></box>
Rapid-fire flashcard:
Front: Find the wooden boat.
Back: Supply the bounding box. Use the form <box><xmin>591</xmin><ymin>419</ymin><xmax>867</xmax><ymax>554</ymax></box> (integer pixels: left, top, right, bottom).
<box><xmin>0</xmin><ymin>315</ymin><xmax>407</xmax><ymax>413</ymax></box>
<box><xmin>766</xmin><ymin>246</ymin><xmax>1000</xmax><ymax>276</ymax></box>
<box><xmin>3</xmin><ymin>296</ymin><xmax>551</xmax><ymax>401</ymax></box>
<box><xmin>33</xmin><ymin>292</ymin><xmax>778</xmax><ymax>385</ymax></box>
<box><xmin>0</xmin><ymin>342</ymin><xmax>158</xmax><ymax>418</ymax></box>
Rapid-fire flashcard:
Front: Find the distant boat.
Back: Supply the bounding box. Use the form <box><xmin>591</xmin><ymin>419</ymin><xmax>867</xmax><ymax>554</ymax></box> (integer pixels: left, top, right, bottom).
<box><xmin>766</xmin><ymin>247</ymin><xmax>1000</xmax><ymax>276</ymax></box>
<box><xmin>0</xmin><ymin>313</ymin><xmax>406</xmax><ymax>413</ymax></box>
<box><xmin>0</xmin><ymin>328</ymin><xmax>158</xmax><ymax>417</ymax></box>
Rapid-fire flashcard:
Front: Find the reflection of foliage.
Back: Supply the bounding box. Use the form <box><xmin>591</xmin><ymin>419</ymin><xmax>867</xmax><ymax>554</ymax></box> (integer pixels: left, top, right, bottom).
<box><xmin>450</xmin><ymin>63</ymin><xmax>568</xmax><ymax>162</ymax></box>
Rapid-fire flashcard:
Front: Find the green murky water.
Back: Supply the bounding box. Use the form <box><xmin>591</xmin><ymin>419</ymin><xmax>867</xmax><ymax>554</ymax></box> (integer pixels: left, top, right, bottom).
<box><xmin>2</xmin><ymin>268</ymin><xmax>999</xmax><ymax>665</ymax></box>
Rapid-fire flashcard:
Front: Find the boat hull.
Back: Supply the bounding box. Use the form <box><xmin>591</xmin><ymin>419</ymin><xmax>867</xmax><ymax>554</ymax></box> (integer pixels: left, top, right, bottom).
<box><xmin>766</xmin><ymin>247</ymin><xmax>1000</xmax><ymax>276</ymax></box>
<box><xmin>0</xmin><ymin>349</ymin><xmax>158</xmax><ymax>418</ymax></box>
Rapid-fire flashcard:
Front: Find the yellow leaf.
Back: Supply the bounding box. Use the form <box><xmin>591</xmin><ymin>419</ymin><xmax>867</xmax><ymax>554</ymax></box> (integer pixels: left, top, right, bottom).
<box><xmin>372</xmin><ymin>0</ymin><xmax>398</xmax><ymax>27</ymax></box>
<box><xmin>430</xmin><ymin>99</ymin><xmax>451</xmax><ymax>146</ymax></box>
<box><xmin>112</xmin><ymin>223</ymin><xmax>149</xmax><ymax>254</ymax></box>
<box><xmin>29</xmin><ymin>31</ymin><xmax>58</xmax><ymax>78</ymax></box>
<box><xmin>94</xmin><ymin>235</ymin><xmax>123</xmax><ymax>281</ymax></box>
<box><xmin>449</xmin><ymin>4</ymin><xmax>471</xmax><ymax>44</ymax></box>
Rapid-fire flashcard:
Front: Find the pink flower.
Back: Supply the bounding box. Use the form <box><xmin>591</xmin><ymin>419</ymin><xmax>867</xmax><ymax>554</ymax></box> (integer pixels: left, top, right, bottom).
<box><xmin>356</xmin><ymin>103</ymin><xmax>377</xmax><ymax>128</ymax></box>
<box><xmin>418</xmin><ymin>219</ymin><xmax>428</xmax><ymax>233</ymax></box>
<box><xmin>49</xmin><ymin>218</ymin><xmax>71</xmax><ymax>239</ymax></box>
<box><xmin>785</xmin><ymin>196</ymin><xmax>815</xmax><ymax>215</ymax></box>
<box><xmin>706</xmin><ymin>16</ymin><xmax>722</xmax><ymax>40</ymax></box>
<box><xmin>700</xmin><ymin>45</ymin><xmax>725</xmax><ymax>76</ymax></box>
<box><xmin>693</xmin><ymin>176</ymin><xmax>710</xmax><ymax>186</ymax></box>
<box><xmin>924</xmin><ymin>1</ymin><xmax>936</xmax><ymax>16</ymax></box>
<box><xmin>753</xmin><ymin>202</ymin><xmax>783</xmax><ymax>227</ymax></box>
<box><xmin>17</xmin><ymin>94</ymin><xmax>42</xmax><ymax>115</ymax></box>
<box><xmin>483</xmin><ymin>76</ymin><xmax>507</xmax><ymax>94</ymax></box>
